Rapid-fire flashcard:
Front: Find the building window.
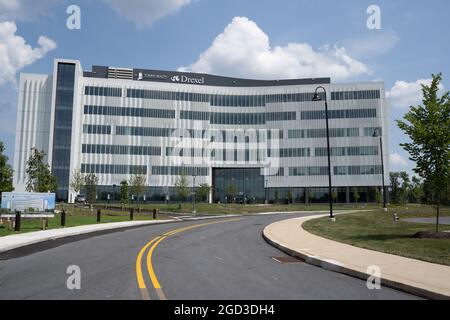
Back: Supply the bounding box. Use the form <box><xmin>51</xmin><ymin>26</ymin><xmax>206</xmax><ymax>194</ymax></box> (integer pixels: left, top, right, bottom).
<box><xmin>85</xmin><ymin>86</ymin><xmax>122</xmax><ymax>97</ymax></box>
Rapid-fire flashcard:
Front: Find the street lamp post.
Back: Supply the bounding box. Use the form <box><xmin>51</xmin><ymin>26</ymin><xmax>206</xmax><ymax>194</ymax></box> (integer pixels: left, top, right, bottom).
<box><xmin>373</xmin><ymin>128</ymin><xmax>387</xmax><ymax>210</ymax></box>
<box><xmin>265</xmin><ymin>178</ymin><xmax>268</xmax><ymax>204</ymax></box>
<box><xmin>312</xmin><ymin>87</ymin><xmax>334</xmax><ymax>219</ymax></box>
<box><xmin>192</xmin><ymin>174</ymin><xmax>197</xmax><ymax>215</ymax></box>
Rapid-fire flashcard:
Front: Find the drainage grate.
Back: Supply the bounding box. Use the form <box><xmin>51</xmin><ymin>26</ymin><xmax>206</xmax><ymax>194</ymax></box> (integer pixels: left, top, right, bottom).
<box><xmin>272</xmin><ymin>256</ymin><xmax>303</xmax><ymax>264</ymax></box>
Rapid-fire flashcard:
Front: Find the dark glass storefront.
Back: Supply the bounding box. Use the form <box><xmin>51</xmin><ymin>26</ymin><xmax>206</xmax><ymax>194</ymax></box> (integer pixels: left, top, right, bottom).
<box><xmin>52</xmin><ymin>63</ymin><xmax>76</xmax><ymax>201</ymax></box>
<box><xmin>212</xmin><ymin>168</ymin><xmax>265</xmax><ymax>203</ymax></box>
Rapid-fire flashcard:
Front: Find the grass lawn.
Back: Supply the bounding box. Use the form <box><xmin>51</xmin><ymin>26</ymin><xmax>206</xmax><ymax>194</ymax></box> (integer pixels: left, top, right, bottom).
<box><xmin>91</xmin><ymin>202</ymin><xmax>384</xmax><ymax>215</ymax></box>
<box><xmin>303</xmin><ymin>205</ymin><xmax>450</xmax><ymax>266</ymax></box>
<box><xmin>0</xmin><ymin>201</ymin><xmax>379</xmax><ymax>237</ymax></box>
<box><xmin>0</xmin><ymin>206</ymin><xmax>172</xmax><ymax>237</ymax></box>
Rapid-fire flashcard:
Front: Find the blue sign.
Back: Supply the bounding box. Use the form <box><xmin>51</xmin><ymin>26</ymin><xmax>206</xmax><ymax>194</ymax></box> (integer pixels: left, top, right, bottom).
<box><xmin>1</xmin><ymin>192</ymin><xmax>56</xmax><ymax>212</ymax></box>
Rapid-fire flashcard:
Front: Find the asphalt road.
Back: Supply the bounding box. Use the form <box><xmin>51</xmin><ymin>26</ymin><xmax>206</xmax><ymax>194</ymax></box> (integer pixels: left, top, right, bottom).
<box><xmin>0</xmin><ymin>213</ymin><xmax>419</xmax><ymax>300</ymax></box>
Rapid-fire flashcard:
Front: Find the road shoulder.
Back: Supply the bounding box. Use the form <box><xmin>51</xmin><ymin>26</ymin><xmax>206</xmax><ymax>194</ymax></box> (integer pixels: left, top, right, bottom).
<box><xmin>263</xmin><ymin>215</ymin><xmax>450</xmax><ymax>300</ymax></box>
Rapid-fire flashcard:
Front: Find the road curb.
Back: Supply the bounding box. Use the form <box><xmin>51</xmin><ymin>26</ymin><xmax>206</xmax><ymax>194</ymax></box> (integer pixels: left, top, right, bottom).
<box><xmin>262</xmin><ymin>221</ymin><xmax>450</xmax><ymax>300</ymax></box>
<box><xmin>0</xmin><ymin>220</ymin><xmax>180</xmax><ymax>254</ymax></box>
<box><xmin>0</xmin><ymin>213</ymin><xmax>250</xmax><ymax>254</ymax></box>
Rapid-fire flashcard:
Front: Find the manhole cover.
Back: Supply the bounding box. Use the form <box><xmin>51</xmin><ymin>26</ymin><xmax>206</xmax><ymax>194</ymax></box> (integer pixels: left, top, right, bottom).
<box><xmin>272</xmin><ymin>256</ymin><xmax>303</xmax><ymax>264</ymax></box>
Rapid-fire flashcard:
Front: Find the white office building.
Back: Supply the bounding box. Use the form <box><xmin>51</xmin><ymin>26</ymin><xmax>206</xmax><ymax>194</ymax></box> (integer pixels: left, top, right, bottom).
<box><xmin>13</xmin><ymin>59</ymin><xmax>389</xmax><ymax>203</ymax></box>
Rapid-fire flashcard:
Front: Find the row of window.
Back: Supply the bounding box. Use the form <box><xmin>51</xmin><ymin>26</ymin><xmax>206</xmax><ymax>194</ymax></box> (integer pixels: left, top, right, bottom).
<box><xmin>289</xmin><ymin>167</ymin><xmax>329</xmax><ymax>176</ymax></box>
<box><xmin>180</xmin><ymin>110</ymin><xmax>210</xmax><ymax>121</ymax></box>
<box><xmin>300</xmin><ymin>108</ymin><xmax>377</xmax><ymax>120</ymax></box>
<box><xmin>81</xmin><ymin>164</ymin><xmax>147</xmax><ymax>175</ymax></box>
<box><xmin>83</xmin><ymin>124</ymin><xmax>112</xmax><ymax>135</ymax></box>
<box><xmin>79</xmin><ymin>163</ymin><xmax>381</xmax><ymax>177</ymax></box>
<box><xmin>288</xmin><ymin>128</ymin><xmax>360</xmax><ymax>139</ymax></box>
<box><xmin>265</xmin><ymin>112</ymin><xmax>297</xmax><ymax>122</ymax></box>
<box><xmin>84</xmin><ymin>105</ymin><xmax>175</xmax><ymax>119</ymax></box>
<box><xmin>315</xmin><ymin>146</ymin><xmax>378</xmax><ymax>157</ymax></box>
<box><xmin>268</xmin><ymin>148</ymin><xmax>311</xmax><ymax>158</ymax></box>
<box><xmin>85</xmin><ymin>86</ymin><xmax>122</xmax><ymax>97</ymax></box>
<box><xmin>210</xmin><ymin>94</ymin><xmax>266</xmax><ymax>107</ymax></box>
<box><xmin>126</xmin><ymin>89</ymin><xmax>209</xmax><ymax>102</ymax></box>
<box><xmin>121</xmin><ymin>88</ymin><xmax>381</xmax><ymax>104</ymax></box>
<box><xmin>210</xmin><ymin>112</ymin><xmax>266</xmax><ymax>125</ymax></box>
<box><xmin>115</xmin><ymin>125</ymin><xmax>282</xmax><ymax>142</ymax></box>
<box><xmin>151</xmin><ymin>166</ymin><xmax>208</xmax><ymax>176</ymax></box>
<box><xmin>334</xmin><ymin>165</ymin><xmax>383</xmax><ymax>175</ymax></box>
<box><xmin>289</xmin><ymin>165</ymin><xmax>382</xmax><ymax>176</ymax></box>
<box><xmin>84</xmin><ymin>105</ymin><xmax>377</xmax><ymax>123</ymax></box>
<box><xmin>331</xmin><ymin>90</ymin><xmax>380</xmax><ymax>101</ymax></box>
<box><xmin>82</xmin><ymin>144</ymin><xmax>161</xmax><ymax>156</ymax></box>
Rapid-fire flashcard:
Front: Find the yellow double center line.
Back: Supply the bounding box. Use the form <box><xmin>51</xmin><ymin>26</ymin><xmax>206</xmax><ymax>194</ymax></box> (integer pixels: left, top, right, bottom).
<box><xmin>135</xmin><ymin>218</ymin><xmax>242</xmax><ymax>300</ymax></box>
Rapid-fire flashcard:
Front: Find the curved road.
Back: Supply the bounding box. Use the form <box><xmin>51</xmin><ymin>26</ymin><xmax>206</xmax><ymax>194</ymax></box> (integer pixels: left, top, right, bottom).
<box><xmin>0</xmin><ymin>213</ymin><xmax>418</xmax><ymax>300</ymax></box>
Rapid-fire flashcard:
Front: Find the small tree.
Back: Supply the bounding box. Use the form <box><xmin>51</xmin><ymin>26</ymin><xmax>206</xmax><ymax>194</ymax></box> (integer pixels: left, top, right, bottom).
<box><xmin>274</xmin><ymin>190</ymin><xmax>279</xmax><ymax>204</ymax></box>
<box><xmin>398</xmin><ymin>171</ymin><xmax>410</xmax><ymax>205</ymax></box>
<box><xmin>286</xmin><ymin>190</ymin><xmax>293</xmax><ymax>204</ymax></box>
<box><xmin>375</xmin><ymin>187</ymin><xmax>383</xmax><ymax>204</ymax></box>
<box><xmin>119</xmin><ymin>180</ymin><xmax>130</xmax><ymax>206</ymax></box>
<box><xmin>308</xmin><ymin>189</ymin><xmax>315</xmax><ymax>205</ymax></box>
<box><xmin>331</xmin><ymin>189</ymin><xmax>338</xmax><ymax>204</ymax></box>
<box><xmin>129</xmin><ymin>174</ymin><xmax>147</xmax><ymax>205</ymax></box>
<box><xmin>397</xmin><ymin>73</ymin><xmax>450</xmax><ymax>232</ymax></box>
<box><xmin>70</xmin><ymin>168</ymin><xmax>84</xmax><ymax>196</ymax></box>
<box><xmin>175</xmin><ymin>173</ymin><xmax>190</xmax><ymax>202</ymax></box>
<box><xmin>0</xmin><ymin>141</ymin><xmax>14</xmax><ymax>197</ymax></box>
<box><xmin>410</xmin><ymin>176</ymin><xmax>424</xmax><ymax>203</ymax></box>
<box><xmin>26</xmin><ymin>147</ymin><xmax>57</xmax><ymax>193</ymax></box>
<box><xmin>352</xmin><ymin>188</ymin><xmax>360</xmax><ymax>207</ymax></box>
<box><xmin>84</xmin><ymin>173</ymin><xmax>98</xmax><ymax>205</ymax></box>
<box><xmin>389</xmin><ymin>172</ymin><xmax>401</xmax><ymax>204</ymax></box>
<box><xmin>225</xmin><ymin>184</ymin><xmax>237</xmax><ymax>202</ymax></box>
<box><xmin>197</xmin><ymin>183</ymin><xmax>211</xmax><ymax>202</ymax></box>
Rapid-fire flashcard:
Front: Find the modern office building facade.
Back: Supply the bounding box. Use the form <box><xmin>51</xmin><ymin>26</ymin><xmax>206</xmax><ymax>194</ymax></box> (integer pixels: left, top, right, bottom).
<box><xmin>13</xmin><ymin>59</ymin><xmax>389</xmax><ymax>203</ymax></box>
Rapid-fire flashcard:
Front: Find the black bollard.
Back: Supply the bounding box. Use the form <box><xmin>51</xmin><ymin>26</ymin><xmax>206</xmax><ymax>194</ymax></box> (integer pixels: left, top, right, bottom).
<box><xmin>152</xmin><ymin>208</ymin><xmax>157</xmax><ymax>220</ymax></box>
<box><xmin>97</xmin><ymin>209</ymin><xmax>101</xmax><ymax>223</ymax></box>
<box><xmin>61</xmin><ymin>209</ymin><xmax>66</xmax><ymax>227</ymax></box>
<box><xmin>130</xmin><ymin>208</ymin><xmax>134</xmax><ymax>221</ymax></box>
<box><xmin>15</xmin><ymin>212</ymin><xmax>21</xmax><ymax>232</ymax></box>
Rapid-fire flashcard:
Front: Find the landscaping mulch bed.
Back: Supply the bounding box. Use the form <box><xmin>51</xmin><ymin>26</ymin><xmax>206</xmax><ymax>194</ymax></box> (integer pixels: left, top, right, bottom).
<box><xmin>413</xmin><ymin>231</ymin><xmax>450</xmax><ymax>239</ymax></box>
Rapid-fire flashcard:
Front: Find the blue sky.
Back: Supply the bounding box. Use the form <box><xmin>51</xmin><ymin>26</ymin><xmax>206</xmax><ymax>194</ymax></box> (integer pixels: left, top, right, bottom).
<box><xmin>0</xmin><ymin>0</ymin><xmax>449</xmax><ymax>175</ymax></box>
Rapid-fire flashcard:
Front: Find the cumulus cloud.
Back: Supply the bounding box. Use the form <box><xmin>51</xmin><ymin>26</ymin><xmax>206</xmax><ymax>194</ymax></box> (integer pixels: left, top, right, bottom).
<box><xmin>0</xmin><ymin>0</ymin><xmax>59</xmax><ymax>21</ymax></box>
<box><xmin>0</xmin><ymin>21</ymin><xmax>57</xmax><ymax>85</ymax></box>
<box><xmin>390</xmin><ymin>153</ymin><xmax>409</xmax><ymax>167</ymax></box>
<box><xmin>103</xmin><ymin>0</ymin><xmax>191</xmax><ymax>28</ymax></box>
<box><xmin>387</xmin><ymin>78</ymin><xmax>444</xmax><ymax>108</ymax></box>
<box><xmin>345</xmin><ymin>30</ymin><xmax>400</xmax><ymax>59</ymax></box>
<box><xmin>179</xmin><ymin>17</ymin><xmax>369</xmax><ymax>81</ymax></box>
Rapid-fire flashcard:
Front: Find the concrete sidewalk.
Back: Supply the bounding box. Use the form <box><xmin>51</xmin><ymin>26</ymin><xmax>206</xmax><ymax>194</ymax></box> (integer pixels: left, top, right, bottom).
<box><xmin>0</xmin><ymin>220</ymin><xmax>175</xmax><ymax>254</ymax></box>
<box><xmin>263</xmin><ymin>215</ymin><xmax>450</xmax><ymax>300</ymax></box>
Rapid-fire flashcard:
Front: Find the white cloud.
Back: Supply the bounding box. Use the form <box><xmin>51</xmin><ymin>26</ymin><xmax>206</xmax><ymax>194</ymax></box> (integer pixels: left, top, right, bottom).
<box><xmin>179</xmin><ymin>17</ymin><xmax>370</xmax><ymax>81</ymax></box>
<box><xmin>346</xmin><ymin>30</ymin><xmax>400</xmax><ymax>59</ymax></box>
<box><xmin>0</xmin><ymin>21</ymin><xmax>57</xmax><ymax>85</ymax></box>
<box><xmin>390</xmin><ymin>153</ymin><xmax>409</xmax><ymax>167</ymax></box>
<box><xmin>103</xmin><ymin>0</ymin><xmax>191</xmax><ymax>28</ymax></box>
<box><xmin>0</xmin><ymin>0</ymin><xmax>59</xmax><ymax>21</ymax></box>
<box><xmin>387</xmin><ymin>78</ymin><xmax>444</xmax><ymax>108</ymax></box>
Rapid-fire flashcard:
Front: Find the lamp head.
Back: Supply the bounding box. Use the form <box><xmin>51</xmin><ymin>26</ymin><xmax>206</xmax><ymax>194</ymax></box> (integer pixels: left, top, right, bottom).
<box><xmin>312</xmin><ymin>93</ymin><xmax>322</xmax><ymax>102</ymax></box>
<box><xmin>373</xmin><ymin>128</ymin><xmax>379</xmax><ymax>137</ymax></box>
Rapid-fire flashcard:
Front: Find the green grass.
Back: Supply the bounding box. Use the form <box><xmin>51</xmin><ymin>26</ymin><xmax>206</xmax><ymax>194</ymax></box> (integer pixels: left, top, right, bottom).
<box><xmin>92</xmin><ymin>202</ymin><xmax>384</xmax><ymax>215</ymax></box>
<box><xmin>0</xmin><ymin>206</ymin><xmax>171</xmax><ymax>237</ymax></box>
<box><xmin>0</xmin><ymin>201</ymin><xmax>378</xmax><ymax>237</ymax></box>
<box><xmin>303</xmin><ymin>205</ymin><xmax>450</xmax><ymax>266</ymax></box>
